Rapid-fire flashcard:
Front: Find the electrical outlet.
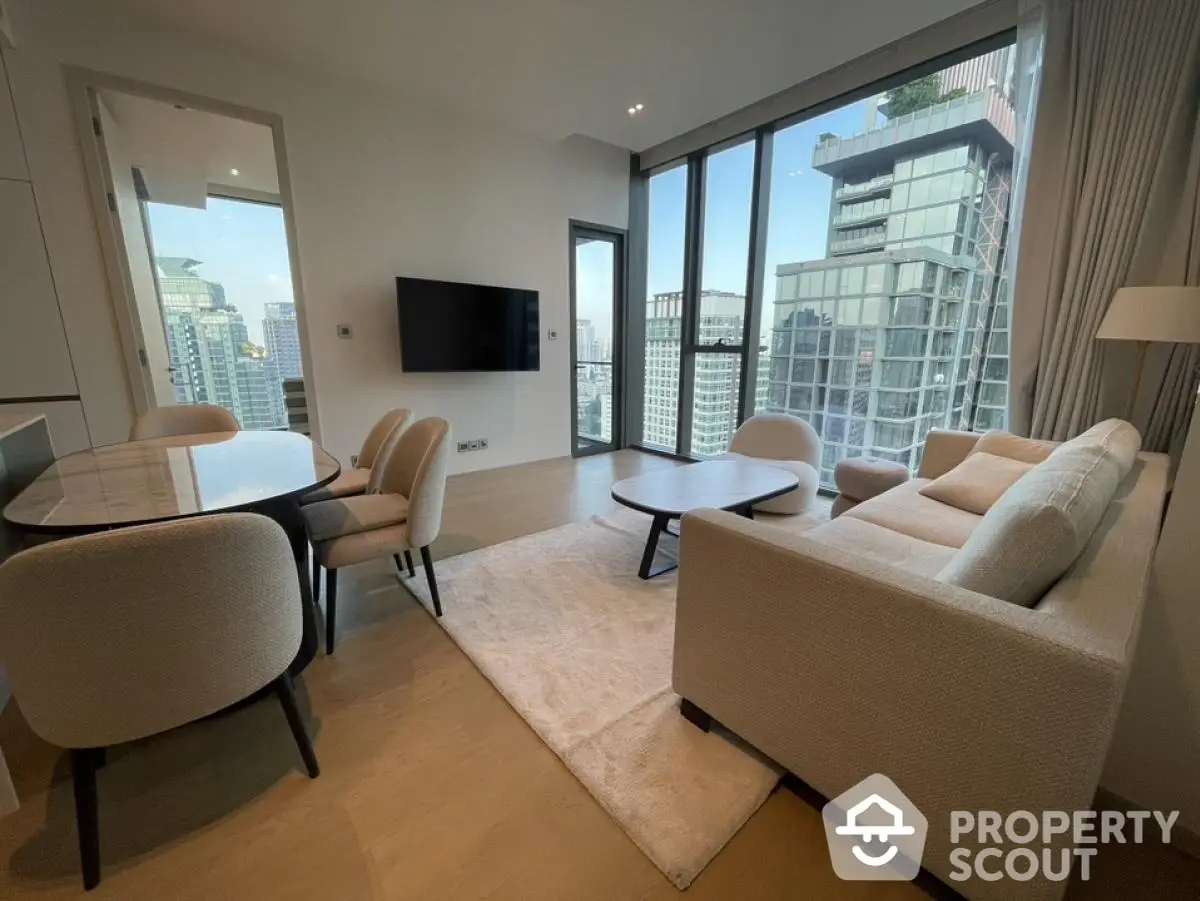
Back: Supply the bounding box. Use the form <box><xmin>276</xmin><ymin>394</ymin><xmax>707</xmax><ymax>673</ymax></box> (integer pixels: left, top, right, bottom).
<box><xmin>479</xmin><ymin>438</ymin><xmax>489</xmax><ymax>449</ymax></box>
<box><xmin>456</xmin><ymin>441</ymin><xmax>472</xmax><ymax>453</ymax></box>
<box><xmin>349</xmin><ymin>454</ymin><xmax>359</xmax><ymax>467</ymax></box>
<box><xmin>456</xmin><ymin>438</ymin><xmax>490</xmax><ymax>452</ymax></box>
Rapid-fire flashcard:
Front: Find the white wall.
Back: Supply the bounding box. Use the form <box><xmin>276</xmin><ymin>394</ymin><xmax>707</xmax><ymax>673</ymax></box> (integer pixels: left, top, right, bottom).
<box><xmin>2</xmin><ymin>0</ymin><xmax>630</xmax><ymax>470</ymax></box>
<box><xmin>0</xmin><ymin>43</ymin><xmax>90</xmax><ymax>455</ymax></box>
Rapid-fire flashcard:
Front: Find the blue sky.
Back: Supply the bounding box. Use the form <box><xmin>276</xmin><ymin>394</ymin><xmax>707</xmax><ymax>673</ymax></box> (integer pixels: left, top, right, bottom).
<box><xmin>146</xmin><ymin>196</ymin><xmax>296</xmax><ymax>346</ymax></box>
<box><xmin>644</xmin><ymin>98</ymin><xmax>877</xmax><ymax>340</ymax></box>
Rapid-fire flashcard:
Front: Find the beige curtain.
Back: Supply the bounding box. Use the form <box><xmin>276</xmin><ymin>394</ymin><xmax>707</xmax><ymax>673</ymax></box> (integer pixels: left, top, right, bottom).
<box><xmin>1008</xmin><ymin>0</ymin><xmax>1200</xmax><ymax>446</ymax></box>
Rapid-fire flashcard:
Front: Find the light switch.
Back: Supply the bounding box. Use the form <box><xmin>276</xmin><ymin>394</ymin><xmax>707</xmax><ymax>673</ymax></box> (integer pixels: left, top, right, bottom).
<box><xmin>336</xmin><ymin>324</ymin><xmax>353</xmax><ymax>339</ymax></box>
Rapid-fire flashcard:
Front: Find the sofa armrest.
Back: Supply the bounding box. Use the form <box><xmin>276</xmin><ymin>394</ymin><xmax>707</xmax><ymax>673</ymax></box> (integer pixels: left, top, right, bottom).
<box><xmin>917</xmin><ymin>428</ymin><xmax>982</xmax><ymax>479</ymax></box>
<box><xmin>673</xmin><ymin>509</ymin><xmax>1126</xmax><ymax>895</ymax></box>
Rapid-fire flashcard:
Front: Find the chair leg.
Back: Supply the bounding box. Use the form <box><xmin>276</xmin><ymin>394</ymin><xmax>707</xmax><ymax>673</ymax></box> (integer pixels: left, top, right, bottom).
<box><xmin>70</xmin><ymin>748</ymin><xmax>101</xmax><ymax>891</ymax></box>
<box><xmin>325</xmin><ymin>568</ymin><xmax>338</xmax><ymax>654</ymax></box>
<box><xmin>311</xmin><ymin>553</ymin><xmax>321</xmax><ymax>604</ymax></box>
<box><xmin>272</xmin><ymin>676</ymin><xmax>320</xmax><ymax>778</ymax></box>
<box><xmin>404</xmin><ymin>550</ymin><xmax>415</xmax><ymax>578</ymax></box>
<box><xmin>392</xmin><ymin>553</ymin><xmax>404</xmax><ymax>575</ymax></box>
<box><xmin>420</xmin><ymin>546</ymin><xmax>442</xmax><ymax>617</ymax></box>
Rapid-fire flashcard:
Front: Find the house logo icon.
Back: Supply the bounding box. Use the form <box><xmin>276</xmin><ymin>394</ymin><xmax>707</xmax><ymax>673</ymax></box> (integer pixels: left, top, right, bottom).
<box><xmin>822</xmin><ymin>774</ymin><xmax>927</xmax><ymax>881</ymax></box>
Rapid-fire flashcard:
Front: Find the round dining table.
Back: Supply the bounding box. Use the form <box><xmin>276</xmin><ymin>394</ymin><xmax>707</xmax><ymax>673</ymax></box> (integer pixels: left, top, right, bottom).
<box><xmin>2</xmin><ymin>429</ymin><xmax>340</xmax><ymax>675</ymax></box>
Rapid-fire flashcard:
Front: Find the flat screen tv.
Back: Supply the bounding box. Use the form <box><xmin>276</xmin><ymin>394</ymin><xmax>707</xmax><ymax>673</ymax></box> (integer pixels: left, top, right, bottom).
<box><xmin>396</xmin><ymin>276</ymin><xmax>540</xmax><ymax>372</ymax></box>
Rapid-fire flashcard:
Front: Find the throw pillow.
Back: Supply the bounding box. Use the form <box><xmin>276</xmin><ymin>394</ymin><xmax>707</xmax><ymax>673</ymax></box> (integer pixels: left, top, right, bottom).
<box><xmin>936</xmin><ymin>442</ymin><xmax>1122</xmax><ymax>607</ymax></box>
<box><xmin>970</xmin><ymin>431</ymin><xmax>1058</xmax><ymax>464</ymax></box>
<box><xmin>918</xmin><ymin>452</ymin><xmax>1034</xmax><ymax>516</ymax></box>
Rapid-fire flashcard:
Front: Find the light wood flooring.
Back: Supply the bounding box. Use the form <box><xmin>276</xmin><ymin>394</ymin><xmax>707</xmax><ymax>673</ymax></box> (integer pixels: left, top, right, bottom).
<box><xmin>0</xmin><ymin>450</ymin><xmax>1197</xmax><ymax>899</ymax></box>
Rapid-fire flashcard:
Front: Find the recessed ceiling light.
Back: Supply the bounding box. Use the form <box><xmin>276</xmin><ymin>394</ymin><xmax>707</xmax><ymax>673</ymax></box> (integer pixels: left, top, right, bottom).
<box><xmin>628</xmin><ymin>107</ymin><xmax>637</xmax><ymax>115</ymax></box>
<box><xmin>230</xmin><ymin>168</ymin><xmax>240</xmax><ymax>176</ymax></box>
<box><xmin>635</xmin><ymin>103</ymin><xmax>644</xmax><ymax>111</ymax></box>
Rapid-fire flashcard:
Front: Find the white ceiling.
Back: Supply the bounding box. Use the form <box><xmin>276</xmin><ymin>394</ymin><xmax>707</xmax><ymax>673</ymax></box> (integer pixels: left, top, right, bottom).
<box><xmin>101</xmin><ymin>90</ymin><xmax>279</xmax><ymax>195</ymax></box>
<box><xmin>102</xmin><ymin>0</ymin><xmax>984</xmax><ymax>152</ymax></box>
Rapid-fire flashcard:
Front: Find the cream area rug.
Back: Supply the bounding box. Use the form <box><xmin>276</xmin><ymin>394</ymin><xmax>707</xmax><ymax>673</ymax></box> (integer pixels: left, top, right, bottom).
<box><xmin>403</xmin><ymin>506</ymin><xmax>824</xmax><ymax>888</ymax></box>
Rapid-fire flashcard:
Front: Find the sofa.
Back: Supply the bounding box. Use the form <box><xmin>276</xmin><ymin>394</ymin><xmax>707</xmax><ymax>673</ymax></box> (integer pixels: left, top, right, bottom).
<box><xmin>672</xmin><ymin>421</ymin><xmax>1169</xmax><ymax>901</ymax></box>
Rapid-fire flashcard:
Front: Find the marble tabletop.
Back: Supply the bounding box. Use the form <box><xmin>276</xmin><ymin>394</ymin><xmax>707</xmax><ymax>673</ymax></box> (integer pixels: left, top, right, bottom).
<box><xmin>2</xmin><ymin>430</ymin><xmax>341</xmax><ymax>533</ymax></box>
<box><xmin>612</xmin><ymin>459</ymin><xmax>799</xmax><ymax>517</ymax></box>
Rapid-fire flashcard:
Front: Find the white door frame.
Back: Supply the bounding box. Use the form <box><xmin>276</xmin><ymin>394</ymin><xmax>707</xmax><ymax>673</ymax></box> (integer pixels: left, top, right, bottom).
<box><xmin>63</xmin><ymin>66</ymin><xmax>321</xmax><ymax>440</ymax></box>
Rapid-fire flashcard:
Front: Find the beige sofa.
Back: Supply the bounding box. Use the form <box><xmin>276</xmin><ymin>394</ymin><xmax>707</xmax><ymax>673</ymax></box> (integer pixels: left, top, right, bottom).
<box><xmin>672</xmin><ymin>425</ymin><xmax>1169</xmax><ymax>901</ymax></box>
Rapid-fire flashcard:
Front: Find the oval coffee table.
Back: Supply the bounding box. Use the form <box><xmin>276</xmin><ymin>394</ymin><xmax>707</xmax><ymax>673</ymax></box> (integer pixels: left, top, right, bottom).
<box><xmin>611</xmin><ymin>459</ymin><xmax>800</xmax><ymax>579</ymax></box>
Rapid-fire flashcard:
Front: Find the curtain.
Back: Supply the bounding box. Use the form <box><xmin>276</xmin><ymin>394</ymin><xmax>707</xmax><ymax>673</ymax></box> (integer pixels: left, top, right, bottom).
<box><xmin>1007</xmin><ymin>0</ymin><xmax>1200</xmax><ymax>446</ymax></box>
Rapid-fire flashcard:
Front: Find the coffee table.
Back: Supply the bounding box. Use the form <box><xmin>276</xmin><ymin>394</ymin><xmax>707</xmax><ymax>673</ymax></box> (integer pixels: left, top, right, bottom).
<box><xmin>611</xmin><ymin>460</ymin><xmax>800</xmax><ymax>579</ymax></box>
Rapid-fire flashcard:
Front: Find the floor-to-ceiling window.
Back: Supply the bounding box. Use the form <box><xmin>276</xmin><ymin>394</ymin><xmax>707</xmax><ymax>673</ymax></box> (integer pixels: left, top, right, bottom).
<box><xmin>641</xmin><ymin>165</ymin><xmax>687</xmax><ymax>452</ymax></box>
<box><xmin>629</xmin><ymin>36</ymin><xmax>1033</xmax><ymax>484</ymax></box>
<box><xmin>690</xmin><ymin>139</ymin><xmax>756</xmax><ymax>458</ymax></box>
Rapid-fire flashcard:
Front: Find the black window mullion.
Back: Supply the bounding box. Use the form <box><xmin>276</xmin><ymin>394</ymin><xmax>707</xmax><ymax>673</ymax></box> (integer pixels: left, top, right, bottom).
<box><xmin>676</xmin><ymin>153</ymin><xmax>706</xmax><ymax>457</ymax></box>
<box><xmin>738</xmin><ymin>127</ymin><xmax>775</xmax><ymax>424</ymax></box>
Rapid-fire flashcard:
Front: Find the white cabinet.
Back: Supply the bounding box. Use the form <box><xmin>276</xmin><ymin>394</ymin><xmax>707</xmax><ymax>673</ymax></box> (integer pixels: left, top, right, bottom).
<box><xmin>0</xmin><ymin>179</ymin><xmax>78</xmax><ymax>398</ymax></box>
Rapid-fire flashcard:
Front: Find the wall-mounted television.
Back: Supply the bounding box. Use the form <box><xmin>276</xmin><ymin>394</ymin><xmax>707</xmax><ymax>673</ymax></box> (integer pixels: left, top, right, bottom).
<box><xmin>396</xmin><ymin>276</ymin><xmax>540</xmax><ymax>372</ymax></box>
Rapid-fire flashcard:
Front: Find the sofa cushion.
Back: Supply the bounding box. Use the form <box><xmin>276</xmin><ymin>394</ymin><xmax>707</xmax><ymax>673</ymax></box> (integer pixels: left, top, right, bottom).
<box><xmin>936</xmin><ymin>442</ymin><xmax>1122</xmax><ymax>607</ymax></box>
<box><xmin>1061</xmin><ymin>418</ymin><xmax>1141</xmax><ymax>479</ymax></box>
<box><xmin>918</xmin><ymin>452</ymin><xmax>1034</xmax><ymax>515</ymax></box>
<box><xmin>805</xmin><ymin>515</ymin><xmax>957</xmax><ymax>578</ymax></box>
<box><xmin>843</xmin><ymin>478</ymin><xmax>982</xmax><ymax>548</ymax></box>
<box><xmin>971</xmin><ymin>431</ymin><xmax>1058</xmax><ymax>464</ymax></box>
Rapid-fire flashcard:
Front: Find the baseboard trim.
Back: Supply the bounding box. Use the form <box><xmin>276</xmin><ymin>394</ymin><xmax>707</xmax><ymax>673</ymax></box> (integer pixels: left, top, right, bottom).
<box><xmin>1094</xmin><ymin>787</ymin><xmax>1200</xmax><ymax>860</ymax></box>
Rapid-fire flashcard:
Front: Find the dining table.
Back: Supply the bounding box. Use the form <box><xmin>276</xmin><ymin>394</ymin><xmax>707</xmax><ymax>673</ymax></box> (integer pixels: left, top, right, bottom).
<box><xmin>1</xmin><ymin>429</ymin><xmax>340</xmax><ymax>676</ymax></box>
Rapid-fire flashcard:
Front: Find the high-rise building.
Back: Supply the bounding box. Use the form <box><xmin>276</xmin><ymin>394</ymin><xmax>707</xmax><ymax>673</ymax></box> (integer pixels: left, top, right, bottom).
<box><xmin>155</xmin><ymin>257</ymin><xmax>287</xmax><ymax>430</ymax></box>
<box><xmin>263</xmin><ymin>301</ymin><xmax>303</xmax><ymax>380</ymax></box>
<box><xmin>764</xmin><ymin>50</ymin><xmax>1015</xmax><ymax>486</ymax></box>
<box><xmin>644</xmin><ymin>290</ymin><xmax>770</xmax><ymax>456</ymax></box>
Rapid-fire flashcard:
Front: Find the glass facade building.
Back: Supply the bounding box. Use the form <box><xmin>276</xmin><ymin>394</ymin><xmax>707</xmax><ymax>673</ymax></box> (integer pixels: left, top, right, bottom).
<box><xmin>156</xmin><ymin>257</ymin><xmax>288</xmax><ymax>430</ymax></box>
<box><xmin>764</xmin><ymin>55</ymin><xmax>1015</xmax><ymax>486</ymax></box>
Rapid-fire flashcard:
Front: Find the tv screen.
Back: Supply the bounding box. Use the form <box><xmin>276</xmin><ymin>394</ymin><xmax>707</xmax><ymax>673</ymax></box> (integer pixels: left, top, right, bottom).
<box><xmin>396</xmin><ymin>276</ymin><xmax>540</xmax><ymax>372</ymax></box>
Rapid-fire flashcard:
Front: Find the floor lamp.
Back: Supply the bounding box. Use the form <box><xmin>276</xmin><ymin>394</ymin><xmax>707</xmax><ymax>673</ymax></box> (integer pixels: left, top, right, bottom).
<box><xmin>1096</xmin><ymin>286</ymin><xmax>1200</xmax><ymax>421</ymax></box>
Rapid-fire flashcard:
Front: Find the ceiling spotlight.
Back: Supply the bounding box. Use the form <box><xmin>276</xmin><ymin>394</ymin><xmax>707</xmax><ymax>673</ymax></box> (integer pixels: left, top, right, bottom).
<box><xmin>635</xmin><ymin>103</ymin><xmax>644</xmax><ymax>110</ymax></box>
<box><xmin>229</xmin><ymin>168</ymin><xmax>240</xmax><ymax>176</ymax></box>
<box><xmin>628</xmin><ymin>107</ymin><xmax>637</xmax><ymax>115</ymax></box>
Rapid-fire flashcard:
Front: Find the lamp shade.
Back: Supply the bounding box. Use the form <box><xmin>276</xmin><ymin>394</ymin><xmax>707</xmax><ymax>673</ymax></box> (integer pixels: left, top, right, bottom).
<box><xmin>1096</xmin><ymin>286</ymin><xmax>1200</xmax><ymax>344</ymax></box>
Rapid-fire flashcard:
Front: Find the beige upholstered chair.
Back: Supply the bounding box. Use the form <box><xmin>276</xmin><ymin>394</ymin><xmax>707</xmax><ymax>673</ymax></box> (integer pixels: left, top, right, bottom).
<box><xmin>129</xmin><ymin>403</ymin><xmax>240</xmax><ymax>440</ymax></box>
<box><xmin>716</xmin><ymin>412</ymin><xmax>821</xmax><ymax>514</ymax></box>
<box><xmin>302</xmin><ymin>417</ymin><xmax>451</xmax><ymax>652</ymax></box>
<box><xmin>0</xmin><ymin>514</ymin><xmax>319</xmax><ymax>890</ymax></box>
<box><xmin>301</xmin><ymin>408</ymin><xmax>412</xmax><ymax>505</ymax></box>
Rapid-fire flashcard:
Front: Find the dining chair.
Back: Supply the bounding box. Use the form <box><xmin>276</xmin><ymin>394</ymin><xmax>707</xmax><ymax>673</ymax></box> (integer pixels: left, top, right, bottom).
<box><xmin>0</xmin><ymin>513</ymin><xmax>319</xmax><ymax>890</ymax></box>
<box><xmin>302</xmin><ymin>417</ymin><xmax>451</xmax><ymax>653</ymax></box>
<box><xmin>128</xmin><ymin>403</ymin><xmax>240</xmax><ymax>440</ymax></box>
<box><xmin>301</xmin><ymin>408</ymin><xmax>412</xmax><ymax>505</ymax></box>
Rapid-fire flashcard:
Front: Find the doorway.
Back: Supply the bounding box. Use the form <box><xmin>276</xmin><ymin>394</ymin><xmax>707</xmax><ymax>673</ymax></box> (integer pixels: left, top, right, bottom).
<box><xmin>69</xmin><ymin>71</ymin><xmax>312</xmax><ymax>435</ymax></box>
<box><xmin>569</xmin><ymin>222</ymin><xmax>625</xmax><ymax>456</ymax></box>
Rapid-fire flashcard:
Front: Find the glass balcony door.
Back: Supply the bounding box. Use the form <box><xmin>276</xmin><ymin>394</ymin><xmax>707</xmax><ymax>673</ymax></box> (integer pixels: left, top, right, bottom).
<box><xmin>570</xmin><ymin>223</ymin><xmax>625</xmax><ymax>456</ymax></box>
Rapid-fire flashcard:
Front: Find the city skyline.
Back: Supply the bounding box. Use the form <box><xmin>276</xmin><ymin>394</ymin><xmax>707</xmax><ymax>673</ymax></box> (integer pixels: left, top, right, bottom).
<box><xmin>156</xmin><ymin>256</ymin><xmax>288</xmax><ymax>430</ymax></box>
<box><xmin>146</xmin><ymin>197</ymin><xmax>296</xmax><ymax>347</ymax></box>
<box><xmin>641</xmin><ymin>46</ymin><xmax>1019</xmax><ymax>476</ymax></box>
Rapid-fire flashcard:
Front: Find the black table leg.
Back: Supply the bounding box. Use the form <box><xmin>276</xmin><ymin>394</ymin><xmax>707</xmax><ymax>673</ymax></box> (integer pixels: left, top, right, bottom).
<box><xmin>638</xmin><ymin>513</ymin><xmax>679</xmax><ymax>580</ymax></box>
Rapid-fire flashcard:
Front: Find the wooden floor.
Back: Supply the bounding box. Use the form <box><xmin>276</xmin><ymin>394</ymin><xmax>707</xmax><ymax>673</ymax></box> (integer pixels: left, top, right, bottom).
<box><xmin>0</xmin><ymin>450</ymin><xmax>1197</xmax><ymax>900</ymax></box>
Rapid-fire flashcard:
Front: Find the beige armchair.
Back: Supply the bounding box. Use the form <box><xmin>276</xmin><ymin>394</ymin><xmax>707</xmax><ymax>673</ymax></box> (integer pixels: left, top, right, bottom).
<box><xmin>716</xmin><ymin>412</ymin><xmax>821</xmax><ymax>514</ymax></box>
<box><xmin>301</xmin><ymin>408</ymin><xmax>412</xmax><ymax>505</ymax></box>
<box><xmin>129</xmin><ymin>403</ymin><xmax>240</xmax><ymax>440</ymax></box>
<box><xmin>0</xmin><ymin>514</ymin><xmax>319</xmax><ymax>890</ymax></box>
<box><xmin>302</xmin><ymin>417</ymin><xmax>451</xmax><ymax>652</ymax></box>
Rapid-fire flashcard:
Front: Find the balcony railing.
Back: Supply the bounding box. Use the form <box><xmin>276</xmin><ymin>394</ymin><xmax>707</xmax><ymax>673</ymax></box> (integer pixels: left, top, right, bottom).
<box><xmin>835</xmin><ymin>174</ymin><xmax>894</xmax><ymax>200</ymax></box>
<box><xmin>830</xmin><ymin>232</ymin><xmax>887</xmax><ymax>254</ymax></box>
<box><xmin>832</xmin><ymin>202</ymin><xmax>890</xmax><ymax>226</ymax></box>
